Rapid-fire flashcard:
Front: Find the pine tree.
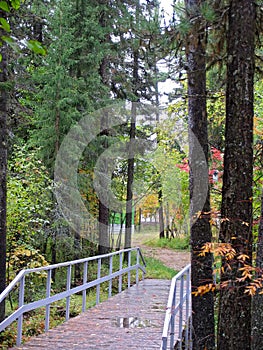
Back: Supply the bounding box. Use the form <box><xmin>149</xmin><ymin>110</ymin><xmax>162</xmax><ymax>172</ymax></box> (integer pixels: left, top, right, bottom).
<box><xmin>184</xmin><ymin>1</ymin><xmax>215</xmax><ymax>348</ymax></box>
<box><xmin>27</xmin><ymin>0</ymin><xmax>112</xmax><ymax>264</ymax></box>
<box><xmin>217</xmin><ymin>1</ymin><xmax>255</xmax><ymax>349</ymax></box>
<box><xmin>252</xmin><ymin>189</ymin><xmax>263</xmax><ymax>349</ymax></box>
<box><xmin>0</xmin><ymin>12</ymin><xmax>8</xmax><ymax>322</ymax></box>
<box><xmin>31</xmin><ymin>0</ymin><xmax>106</xmax><ymax>168</ymax></box>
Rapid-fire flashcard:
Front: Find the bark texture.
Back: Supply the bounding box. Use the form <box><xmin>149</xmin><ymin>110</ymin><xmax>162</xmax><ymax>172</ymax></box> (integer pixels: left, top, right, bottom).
<box><xmin>98</xmin><ymin>113</ymin><xmax>110</xmax><ymax>255</ymax></box>
<box><xmin>98</xmin><ymin>1</ymin><xmax>111</xmax><ymax>255</ymax></box>
<box><xmin>125</xmin><ymin>102</ymin><xmax>136</xmax><ymax>252</ymax></box>
<box><xmin>0</xmin><ymin>21</ymin><xmax>7</xmax><ymax>322</ymax></box>
<box><xmin>125</xmin><ymin>7</ymin><xmax>139</xmax><ymax>252</ymax></box>
<box><xmin>158</xmin><ymin>188</ymin><xmax>165</xmax><ymax>238</ymax></box>
<box><xmin>217</xmin><ymin>1</ymin><xmax>255</xmax><ymax>349</ymax></box>
<box><xmin>251</xmin><ymin>191</ymin><xmax>263</xmax><ymax>349</ymax></box>
<box><xmin>184</xmin><ymin>1</ymin><xmax>215</xmax><ymax>349</ymax></box>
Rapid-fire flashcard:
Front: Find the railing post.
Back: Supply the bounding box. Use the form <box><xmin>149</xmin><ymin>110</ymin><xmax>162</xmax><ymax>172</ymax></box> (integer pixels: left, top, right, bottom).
<box><xmin>45</xmin><ymin>269</ymin><xmax>52</xmax><ymax>332</ymax></box>
<box><xmin>136</xmin><ymin>249</ymin><xmax>139</xmax><ymax>285</ymax></box>
<box><xmin>96</xmin><ymin>258</ymin><xmax>101</xmax><ymax>305</ymax></box>
<box><xmin>178</xmin><ymin>275</ymin><xmax>185</xmax><ymax>350</ymax></box>
<box><xmin>162</xmin><ymin>337</ymin><xmax>167</xmax><ymax>350</ymax></box>
<box><xmin>108</xmin><ymin>256</ymin><xmax>113</xmax><ymax>298</ymax></box>
<box><xmin>161</xmin><ymin>265</ymin><xmax>191</xmax><ymax>350</ymax></box>
<box><xmin>118</xmin><ymin>252</ymin><xmax>123</xmax><ymax>293</ymax></box>
<box><xmin>82</xmin><ymin>261</ymin><xmax>88</xmax><ymax>312</ymax></box>
<box><xmin>189</xmin><ymin>268</ymin><xmax>193</xmax><ymax>350</ymax></box>
<box><xmin>185</xmin><ymin>268</ymin><xmax>191</xmax><ymax>349</ymax></box>
<box><xmin>17</xmin><ymin>275</ymin><xmax>25</xmax><ymax>346</ymax></box>
<box><xmin>170</xmin><ymin>282</ymin><xmax>177</xmax><ymax>350</ymax></box>
<box><xmin>128</xmin><ymin>250</ymin><xmax>131</xmax><ymax>289</ymax></box>
<box><xmin>66</xmin><ymin>265</ymin><xmax>72</xmax><ymax>321</ymax></box>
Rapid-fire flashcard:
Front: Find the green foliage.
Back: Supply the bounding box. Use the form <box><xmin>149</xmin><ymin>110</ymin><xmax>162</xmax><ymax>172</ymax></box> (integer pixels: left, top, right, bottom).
<box><xmin>0</xmin><ymin>17</ymin><xmax>10</xmax><ymax>32</ymax></box>
<box><xmin>10</xmin><ymin>0</ymin><xmax>20</xmax><ymax>10</ymax></box>
<box><xmin>7</xmin><ymin>144</ymin><xmax>52</xmax><ymax>264</ymax></box>
<box><xmin>1</xmin><ymin>35</ymin><xmax>19</xmax><ymax>51</ymax></box>
<box><xmin>0</xmin><ymin>1</ymin><xmax>10</xmax><ymax>12</ymax></box>
<box><xmin>30</xmin><ymin>0</ymin><xmax>110</xmax><ymax>168</ymax></box>
<box><xmin>207</xmin><ymin>91</ymin><xmax>225</xmax><ymax>149</ymax></box>
<box><xmin>0</xmin><ymin>0</ymin><xmax>45</xmax><ymax>60</ymax></box>
<box><xmin>8</xmin><ymin>245</ymin><xmax>48</xmax><ymax>281</ymax></box>
<box><xmin>26</xmin><ymin>40</ymin><xmax>46</xmax><ymax>55</ymax></box>
<box><xmin>0</xmin><ymin>0</ymin><xmax>20</xmax><ymax>12</ymax></box>
<box><xmin>200</xmin><ymin>1</ymin><xmax>217</xmax><ymax>23</ymax></box>
<box><xmin>0</xmin><ymin>80</ymin><xmax>14</xmax><ymax>90</ymax></box>
<box><xmin>252</xmin><ymin>79</ymin><xmax>263</xmax><ymax>237</ymax></box>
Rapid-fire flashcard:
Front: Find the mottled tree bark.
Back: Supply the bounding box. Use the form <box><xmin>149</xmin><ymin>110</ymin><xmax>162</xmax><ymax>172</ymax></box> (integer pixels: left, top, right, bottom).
<box><xmin>217</xmin><ymin>1</ymin><xmax>255</xmax><ymax>349</ymax></box>
<box><xmin>98</xmin><ymin>113</ymin><xmax>110</xmax><ymax>255</ymax></box>
<box><xmin>125</xmin><ymin>101</ymin><xmax>136</xmax><ymax>253</ymax></box>
<box><xmin>98</xmin><ymin>1</ymin><xmax>111</xmax><ymax>255</ymax></box>
<box><xmin>0</xmin><ymin>18</ymin><xmax>7</xmax><ymax>322</ymax></box>
<box><xmin>158</xmin><ymin>188</ymin><xmax>165</xmax><ymax>238</ymax></box>
<box><xmin>184</xmin><ymin>1</ymin><xmax>215</xmax><ymax>349</ymax></box>
<box><xmin>124</xmin><ymin>0</ymin><xmax>140</xmax><ymax>253</ymax></box>
<box><xmin>251</xmin><ymin>190</ymin><xmax>263</xmax><ymax>349</ymax></box>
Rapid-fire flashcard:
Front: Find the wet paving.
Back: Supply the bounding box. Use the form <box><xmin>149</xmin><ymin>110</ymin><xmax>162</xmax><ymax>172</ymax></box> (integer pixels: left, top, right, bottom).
<box><xmin>11</xmin><ymin>279</ymin><xmax>171</xmax><ymax>350</ymax></box>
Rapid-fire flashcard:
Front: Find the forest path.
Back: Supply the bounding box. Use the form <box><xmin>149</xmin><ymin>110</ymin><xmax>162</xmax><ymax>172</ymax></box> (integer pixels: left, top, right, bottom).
<box><xmin>131</xmin><ymin>232</ymin><xmax>190</xmax><ymax>271</ymax></box>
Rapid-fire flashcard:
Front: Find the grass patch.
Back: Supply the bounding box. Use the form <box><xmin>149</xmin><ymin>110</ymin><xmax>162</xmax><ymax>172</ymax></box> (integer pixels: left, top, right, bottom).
<box><xmin>143</xmin><ymin>235</ymin><xmax>190</xmax><ymax>251</ymax></box>
<box><xmin>130</xmin><ymin>250</ymin><xmax>177</xmax><ymax>279</ymax></box>
<box><xmin>144</xmin><ymin>256</ymin><xmax>178</xmax><ymax>279</ymax></box>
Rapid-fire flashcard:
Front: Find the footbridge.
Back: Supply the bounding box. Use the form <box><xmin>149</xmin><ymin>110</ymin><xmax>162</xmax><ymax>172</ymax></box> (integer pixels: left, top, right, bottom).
<box><xmin>0</xmin><ymin>248</ymin><xmax>191</xmax><ymax>349</ymax></box>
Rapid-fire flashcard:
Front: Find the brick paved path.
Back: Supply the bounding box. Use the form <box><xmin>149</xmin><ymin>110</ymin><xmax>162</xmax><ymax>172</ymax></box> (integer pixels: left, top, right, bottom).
<box><xmin>11</xmin><ymin>279</ymin><xmax>171</xmax><ymax>350</ymax></box>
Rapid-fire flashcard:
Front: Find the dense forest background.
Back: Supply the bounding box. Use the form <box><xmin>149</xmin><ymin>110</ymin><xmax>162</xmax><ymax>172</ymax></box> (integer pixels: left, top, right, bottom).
<box><xmin>0</xmin><ymin>0</ymin><xmax>263</xmax><ymax>349</ymax></box>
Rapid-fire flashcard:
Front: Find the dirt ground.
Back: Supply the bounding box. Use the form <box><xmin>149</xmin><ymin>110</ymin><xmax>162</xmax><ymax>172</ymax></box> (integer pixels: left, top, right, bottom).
<box><xmin>132</xmin><ymin>232</ymin><xmax>190</xmax><ymax>271</ymax></box>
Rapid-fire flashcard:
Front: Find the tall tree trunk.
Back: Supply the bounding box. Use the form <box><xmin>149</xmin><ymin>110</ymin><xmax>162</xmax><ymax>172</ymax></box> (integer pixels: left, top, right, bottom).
<box><xmin>184</xmin><ymin>1</ymin><xmax>215</xmax><ymax>349</ymax></box>
<box><xmin>97</xmin><ymin>112</ymin><xmax>110</xmax><ymax>253</ymax></box>
<box><xmin>98</xmin><ymin>2</ymin><xmax>111</xmax><ymax>255</ymax></box>
<box><xmin>138</xmin><ymin>207</ymin><xmax>142</xmax><ymax>232</ymax></box>
<box><xmin>158</xmin><ymin>187</ymin><xmax>165</xmax><ymax>238</ymax></box>
<box><xmin>125</xmin><ymin>101</ymin><xmax>136</xmax><ymax>253</ymax></box>
<box><xmin>0</xmin><ymin>23</ymin><xmax>7</xmax><ymax>322</ymax></box>
<box><xmin>217</xmin><ymin>1</ymin><xmax>255</xmax><ymax>349</ymax></box>
<box><xmin>50</xmin><ymin>8</ymin><xmax>64</xmax><ymax>277</ymax></box>
<box><xmin>51</xmin><ymin>230</ymin><xmax>57</xmax><ymax>280</ymax></box>
<box><xmin>154</xmin><ymin>54</ymin><xmax>165</xmax><ymax>239</ymax></box>
<box><xmin>125</xmin><ymin>0</ymin><xmax>140</xmax><ymax>253</ymax></box>
<box><xmin>98</xmin><ymin>124</ymin><xmax>110</xmax><ymax>255</ymax></box>
<box><xmin>251</xmin><ymin>190</ymin><xmax>263</xmax><ymax>349</ymax></box>
<box><xmin>98</xmin><ymin>59</ymin><xmax>110</xmax><ymax>255</ymax></box>
<box><xmin>165</xmin><ymin>202</ymin><xmax>170</xmax><ymax>239</ymax></box>
<box><xmin>98</xmin><ymin>117</ymin><xmax>110</xmax><ymax>256</ymax></box>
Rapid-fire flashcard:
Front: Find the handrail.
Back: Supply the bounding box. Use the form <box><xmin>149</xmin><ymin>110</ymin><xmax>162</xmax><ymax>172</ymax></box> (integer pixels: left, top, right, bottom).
<box><xmin>137</xmin><ymin>247</ymin><xmax>147</xmax><ymax>267</ymax></box>
<box><xmin>0</xmin><ymin>271</ymin><xmax>25</xmax><ymax>304</ymax></box>
<box><xmin>161</xmin><ymin>264</ymin><xmax>192</xmax><ymax>350</ymax></box>
<box><xmin>0</xmin><ymin>247</ymin><xmax>146</xmax><ymax>346</ymax></box>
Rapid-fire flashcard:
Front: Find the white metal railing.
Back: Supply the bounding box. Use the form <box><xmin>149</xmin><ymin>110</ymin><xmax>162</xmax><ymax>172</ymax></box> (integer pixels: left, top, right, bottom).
<box><xmin>161</xmin><ymin>264</ymin><xmax>192</xmax><ymax>350</ymax></box>
<box><xmin>0</xmin><ymin>247</ymin><xmax>146</xmax><ymax>346</ymax></box>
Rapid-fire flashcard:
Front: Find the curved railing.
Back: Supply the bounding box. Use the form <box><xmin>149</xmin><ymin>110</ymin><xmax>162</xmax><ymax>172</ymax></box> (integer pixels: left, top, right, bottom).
<box><xmin>0</xmin><ymin>247</ymin><xmax>146</xmax><ymax>346</ymax></box>
<box><xmin>161</xmin><ymin>264</ymin><xmax>192</xmax><ymax>350</ymax></box>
